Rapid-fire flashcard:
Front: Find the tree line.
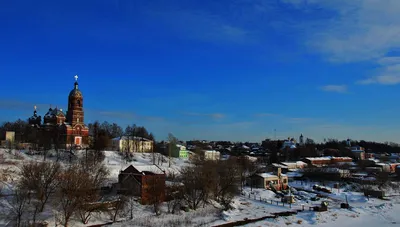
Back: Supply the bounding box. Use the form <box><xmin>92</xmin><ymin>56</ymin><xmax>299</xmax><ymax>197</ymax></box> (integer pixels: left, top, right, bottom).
<box><xmin>262</xmin><ymin>137</ymin><xmax>400</xmax><ymax>163</ymax></box>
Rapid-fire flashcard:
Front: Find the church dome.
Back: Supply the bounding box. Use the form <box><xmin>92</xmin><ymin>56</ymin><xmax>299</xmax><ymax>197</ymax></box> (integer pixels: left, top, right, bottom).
<box><xmin>69</xmin><ymin>81</ymin><xmax>83</xmax><ymax>98</ymax></box>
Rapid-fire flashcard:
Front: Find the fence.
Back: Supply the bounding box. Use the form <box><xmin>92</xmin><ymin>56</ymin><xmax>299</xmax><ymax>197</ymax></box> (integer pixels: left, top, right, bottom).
<box><xmin>241</xmin><ymin>192</ymin><xmax>312</xmax><ymax>211</ymax></box>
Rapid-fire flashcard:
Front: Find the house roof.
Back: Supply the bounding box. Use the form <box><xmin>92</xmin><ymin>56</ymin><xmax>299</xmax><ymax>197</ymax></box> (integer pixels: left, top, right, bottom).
<box><xmin>113</xmin><ymin>136</ymin><xmax>151</xmax><ymax>141</ymax></box>
<box><xmin>121</xmin><ymin>164</ymin><xmax>165</xmax><ymax>175</ymax></box>
<box><xmin>256</xmin><ymin>172</ymin><xmax>287</xmax><ymax>178</ymax></box>
<box><xmin>133</xmin><ymin>164</ymin><xmax>165</xmax><ymax>175</ymax></box>
<box><xmin>257</xmin><ymin>173</ymin><xmax>277</xmax><ymax>178</ymax></box>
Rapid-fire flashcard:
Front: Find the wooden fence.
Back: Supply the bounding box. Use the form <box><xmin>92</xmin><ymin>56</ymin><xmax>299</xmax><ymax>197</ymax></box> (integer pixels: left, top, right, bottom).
<box><xmin>241</xmin><ymin>192</ymin><xmax>311</xmax><ymax>211</ymax></box>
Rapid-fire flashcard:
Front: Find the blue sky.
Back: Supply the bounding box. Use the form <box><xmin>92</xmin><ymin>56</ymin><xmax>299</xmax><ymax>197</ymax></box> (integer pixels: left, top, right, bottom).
<box><xmin>1</xmin><ymin>0</ymin><xmax>400</xmax><ymax>142</ymax></box>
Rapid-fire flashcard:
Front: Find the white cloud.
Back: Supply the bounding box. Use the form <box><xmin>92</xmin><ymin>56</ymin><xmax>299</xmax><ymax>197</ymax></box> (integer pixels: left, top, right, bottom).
<box><xmin>319</xmin><ymin>85</ymin><xmax>348</xmax><ymax>93</ymax></box>
<box><xmin>298</xmin><ymin>0</ymin><xmax>400</xmax><ymax>63</ymax></box>
<box><xmin>358</xmin><ymin>57</ymin><xmax>400</xmax><ymax>85</ymax></box>
<box><xmin>277</xmin><ymin>0</ymin><xmax>400</xmax><ymax>85</ymax></box>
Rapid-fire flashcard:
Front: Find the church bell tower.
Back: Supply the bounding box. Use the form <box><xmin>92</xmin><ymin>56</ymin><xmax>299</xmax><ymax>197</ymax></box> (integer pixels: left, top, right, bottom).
<box><xmin>66</xmin><ymin>75</ymin><xmax>84</xmax><ymax>126</ymax></box>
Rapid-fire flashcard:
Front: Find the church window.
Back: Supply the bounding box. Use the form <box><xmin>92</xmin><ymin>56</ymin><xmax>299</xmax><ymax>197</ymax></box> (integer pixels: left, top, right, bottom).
<box><xmin>77</xmin><ymin>100</ymin><xmax>81</xmax><ymax>107</ymax></box>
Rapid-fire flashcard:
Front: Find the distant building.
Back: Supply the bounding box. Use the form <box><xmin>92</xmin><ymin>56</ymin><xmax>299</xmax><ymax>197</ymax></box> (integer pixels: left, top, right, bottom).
<box><xmin>111</xmin><ymin>136</ymin><xmax>153</xmax><ymax>152</ymax></box>
<box><xmin>299</xmin><ymin>134</ymin><xmax>304</xmax><ymax>146</ymax></box>
<box><xmin>280</xmin><ymin>161</ymin><xmax>307</xmax><ymax>170</ymax></box>
<box><xmin>176</xmin><ymin>144</ymin><xmax>189</xmax><ymax>158</ymax></box>
<box><xmin>249</xmin><ymin>168</ymin><xmax>288</xmax><ymax>191</ymax></box>
<box><xmin>350</xmin><ymin>146</ymin><xmax>365</xmax><ymax>160</ymax></box>
<box><xmin>27</xmin><ymin>75</ymin><xmax>89</xmax><ymax>148</ymax></box>
<box><xmin>5</xmin><ymin>131</ymin><xmax>15</xmax><ymax>144</ymax></box>
<box><xmin>281</xmin><ymin>138</ymin><xmax>297</xmax><ymax>150</ymax></box>
<box><xmin>204</xmin><ymin>150</ymin><xmax>220</xmax><ymax>160</ymax></box>
<box><xmin>346</xmin><ymin>139</ymin><xmax>351</xmax><ymax>147</ymax></box>
<box><xmin>303</xmin><ymin>156</ymin><xmax>353</xmax><ymax>167</ymax></box>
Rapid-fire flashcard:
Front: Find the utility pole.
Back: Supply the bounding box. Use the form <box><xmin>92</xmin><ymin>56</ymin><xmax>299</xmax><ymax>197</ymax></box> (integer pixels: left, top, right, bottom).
<box><xmin>169</xmin><ymin>140</ymin><xmax>171</xmax><ymax>168</ymax></box>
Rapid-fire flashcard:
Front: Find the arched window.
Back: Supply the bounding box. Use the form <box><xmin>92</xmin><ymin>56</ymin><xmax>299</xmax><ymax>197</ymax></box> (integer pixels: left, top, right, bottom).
<box><xmin>77</xmin><ymin>100</ymin><xmax>81</xmax><ymax>107</ymax></box>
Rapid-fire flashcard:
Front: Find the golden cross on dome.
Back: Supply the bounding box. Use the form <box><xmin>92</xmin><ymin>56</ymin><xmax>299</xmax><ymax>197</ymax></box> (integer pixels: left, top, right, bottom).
<box><xmin>74</xmin><ymin>75</ymin><xmax>78</xmax><ymax>81</ymax></box>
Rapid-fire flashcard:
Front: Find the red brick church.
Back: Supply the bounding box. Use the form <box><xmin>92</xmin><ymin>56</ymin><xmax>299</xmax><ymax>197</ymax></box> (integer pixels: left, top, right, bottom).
<box><xmin>28</xmin><ymin>75</ymin><xmax>89</xmax><ymax>148</ymax></box>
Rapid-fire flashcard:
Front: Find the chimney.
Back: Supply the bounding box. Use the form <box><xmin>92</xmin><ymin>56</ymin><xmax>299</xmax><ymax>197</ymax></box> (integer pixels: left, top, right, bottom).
<box><xmin>277</xmin><ymin>167</ymin><xmax>281</xmax><ymax>178</ymax></box>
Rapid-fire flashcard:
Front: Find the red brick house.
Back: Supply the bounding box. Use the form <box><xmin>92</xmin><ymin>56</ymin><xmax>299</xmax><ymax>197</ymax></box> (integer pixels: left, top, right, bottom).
<box><xmin>117</xmin><ymin>165</ymin><xmax>166</xmax><ymax>205</ymax></box>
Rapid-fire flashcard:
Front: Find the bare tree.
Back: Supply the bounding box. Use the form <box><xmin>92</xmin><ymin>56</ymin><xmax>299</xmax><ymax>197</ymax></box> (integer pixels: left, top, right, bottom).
<box><xmin>76</xmin><ymin>201</ymin><xmax>100</xmax><ymax>224</ymax></box>
<box><xmin>74</xmin><ymin>157</ymin><xmax>109</xmax><ymax>224</ymax></box>
<box><xmin>110</xmin><ymin>195</ymin><xmax>126</xmax><ymax>222</ymax></box>
<box><xmin>166</xmin><ymin>174</ymin><xmax>183</xmax><ymax>214</ymax></box>
<box><xmin>237</xmin><ymin>156</ymin><xmax>257</xmax><ymax>192</ymax></box>
<box><xmin>126</xmin><ymin>196</ymin><xmax>138</xmax><ymax>220</ymax></box>
<box><xmin>180</xmin><ymin>165</ymin><xmax>208</xmax><ymax>210</ymax></box>
<box><xmin>213</xmin><ymin>159</ymin><xmax>241</xmax><ymax>210</ymax></box>
<box><xmin>9</xmin><ymin>187</ymin><xmax>29</xmax><ymax>227</ymax></box>
<box><xmin>168</xmin><ymin>133</ymin><xmax>179</xmax><ymax>167</ymax></box>
<box><xmin>56</xmin><ymin>165</ymin><xmax>99</xmax><ymax>227</ymax></box>
<box><xmin>19</xmin><ymin>161</ymin><xmax>61</xmax><ymax>212</ymax></box>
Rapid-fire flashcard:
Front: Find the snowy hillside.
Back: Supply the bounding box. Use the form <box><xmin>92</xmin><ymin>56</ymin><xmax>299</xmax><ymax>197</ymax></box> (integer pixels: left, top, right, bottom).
<box><xmin>1</xmin><ymin>148</ymin><xmax>400</xmax><ymax>226</ymax></box>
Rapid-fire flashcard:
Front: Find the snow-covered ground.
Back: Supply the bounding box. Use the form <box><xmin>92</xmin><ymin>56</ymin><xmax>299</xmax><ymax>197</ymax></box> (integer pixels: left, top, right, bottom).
<box><xmin>1</xmin><ymin>148</ymin><xmax>400</xmax><ymax>226</ymax></box>
<box><xmin>208</xmin><ymin>181</ymin><xmax>400</xmax><ymax>227</ymax></box>
<box><xmin>103</xmin><ymin>150</ymin><xmax>190</xmax><ymax>182</ymax></box>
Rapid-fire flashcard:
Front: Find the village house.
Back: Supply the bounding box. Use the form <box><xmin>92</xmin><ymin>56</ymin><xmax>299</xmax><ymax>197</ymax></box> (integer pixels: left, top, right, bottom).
<box><xmin>175</xmin><ymin>144</ymin><xmax>190</xmax><ymax>158</ymax></box>
<box><xmin>249</xmin><ymin>168</ymin><xmax>289</xmax><ymax>191</ymax></box>
<box><xmin>303</xmin><ymin>156</ymin><xmax>353</xmax><ymax>167</ymax></box>
<box><xmin>280</xmin><ymin>161</ymin><xmax>308</xmax><ymax>170</ymax></box>
<box><xmin>111</xmin><ymin>136</ymin><xmax>153</xmax><ymax>153</ymax></box>
<box><xmin>204</xmin><ymin>150</ymin><xmax>220</xmax><ymax>160</ymax></box>
<box><xmin>116</xmin><ymin>164</ymin><xmax>165</xmax><ymax>205</ymax></box>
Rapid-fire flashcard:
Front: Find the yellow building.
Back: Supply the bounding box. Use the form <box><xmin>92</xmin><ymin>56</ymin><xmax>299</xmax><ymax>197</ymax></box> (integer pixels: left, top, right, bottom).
<box><xmin>111</xmin><ymin>136</ymin><xmax>153</xmax><ymax>152</ymax></box>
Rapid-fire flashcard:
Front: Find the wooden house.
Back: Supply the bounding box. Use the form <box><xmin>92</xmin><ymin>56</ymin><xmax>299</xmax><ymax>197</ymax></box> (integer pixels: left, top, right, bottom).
<box><xmin>117</xmin><ymin>164</ymin><xmax>166</xmax><ymax>205</ymax></box>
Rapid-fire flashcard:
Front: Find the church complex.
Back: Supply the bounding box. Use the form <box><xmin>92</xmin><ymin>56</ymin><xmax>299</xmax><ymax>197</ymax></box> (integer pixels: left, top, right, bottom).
<box><xmin>28</xmin><ymin>75</ymin><xmax>89</xmax><ymax>148</ymax></box>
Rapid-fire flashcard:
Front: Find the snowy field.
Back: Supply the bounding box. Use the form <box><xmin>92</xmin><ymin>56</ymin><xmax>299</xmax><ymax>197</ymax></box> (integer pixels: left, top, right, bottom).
<box><xmin>1</xmin><ymin>148</ymin><xmax>400</xmax><ymax>226</ymax></box>
<box><xmin>208</xmin><ymin>182</ymin><xmax>400</xmax><ymax>227</ymax></box>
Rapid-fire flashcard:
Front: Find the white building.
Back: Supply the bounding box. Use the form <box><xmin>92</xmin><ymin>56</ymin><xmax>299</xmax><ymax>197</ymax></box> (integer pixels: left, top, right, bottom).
<box><xmin>282</xmin><ymin>138</ymin><xmax>297</xmax><ymax>149</ymax></box>
<box><xmin>204</xmin><ymin>150</ymin><xmax>220</xmax><ymax>161</ymax></box>
<box><xmin>111</xmin><ymin>136</ymin><xmax>153</xmax><ymax>152</ymax></box>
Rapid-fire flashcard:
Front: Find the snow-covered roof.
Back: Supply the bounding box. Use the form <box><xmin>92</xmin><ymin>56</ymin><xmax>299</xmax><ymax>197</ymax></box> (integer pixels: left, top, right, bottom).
<box><xmin>257</xmin><ymin>173</ymin><xmax>278</xmax><ymax>178</ymax></box>
<box><xmin>256</xmin><ymin>172</ymin><xmax>287</xmax><ymax>178</ymax></box>
<box><xmin>113</xmin><ymin>136</ymin><xmax>152</xmax><ymax>141</ymax></box>
<box><xmin>133</xmin><ymin>164</ymin><xmax>165</xmax><ymax>174</ymax></box>
<box><xmin>272</xmin><ymin>163</ymin><xmax>288</xmax><ymax>168</ymax></box>
<box><xmin>305</xmin><ymin>157</ymin><xmax>332</xmax><ymax>161</ymax></box>
<box><xmin>281</xmin><ymin>161</ymin><xmax>307</xmax><ymax>166</ymax></box>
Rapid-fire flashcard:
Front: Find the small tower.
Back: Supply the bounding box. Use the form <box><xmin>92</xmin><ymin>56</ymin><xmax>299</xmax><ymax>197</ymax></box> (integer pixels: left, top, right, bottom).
<box><xmin>299</xmin><ymin>134</ymin><xmax>304</xmax><ymax>146</ymax></box>
<box><xmin>28</xmin><ymin>105</ymin><xmax>42</xmax><ymax>127</ymax></box>
<box><xmin>346</xmin><ymin>138</ymin><xmax>351</xmax><ymax>147</ymax></box>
